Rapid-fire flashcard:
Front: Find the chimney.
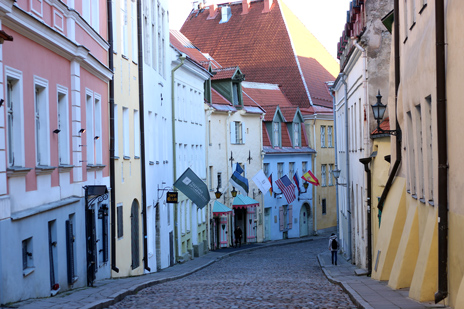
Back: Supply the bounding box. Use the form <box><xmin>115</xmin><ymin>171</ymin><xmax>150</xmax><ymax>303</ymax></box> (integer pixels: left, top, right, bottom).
<box><xmin>208</xmin><ymin>3</ymin><xmax>218</xmax><ymax>19</ymax></box>
<box><xmin>242</xmin><ymin>0</ymin><xmax>251</xmax><ymax>15</ymax></box>
<box><xmin>262</xmin><ymin>0</ymin><xmax>273</xmax><ymax>13</ymax></box>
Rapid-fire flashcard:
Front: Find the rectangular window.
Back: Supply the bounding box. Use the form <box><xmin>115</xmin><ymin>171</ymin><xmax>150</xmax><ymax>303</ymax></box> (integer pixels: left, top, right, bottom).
<box><xmin>131</xmin><ymin>0</ymin><xmax>137</xmax><ymax>62</ymax></box>
<box><xmin>112</xmin><ymin>0</ymin><xmax>118</xmax><ymax>53</ymax></box>
<box><xmin>114</xmin><ymin>104</ymin><xmax>119</xmax><ymax>157</ymax></box>
<box><xmin>150</xmin><ymin>0</ymin><xmax>156</xmax><ymax>68</ymax></box>
<box><xmin>94</xmin><ymin>95</ymin><xmax>102</xmax><ymax>164</ymax></box>
<box><xmin>209</xmin><ymin>166</ymin><xmax>213</xmax><ymax>189</ymax></box>
<box><xmin>123</xmin><ymin>107</ymin><xmax>129</xmax><ymax>157</ymax></box>
<box><xmin>121</xmin><ymin>0</ymin><xmax>128</xmax><ymax>56</ymax></box>
<box><xmin>293</xmin><ymin>123</ymin><xmax>300</xmax><ymax>147</ymax></box>
<box><xmin>273</xmin><ymin>122</ymin><xmax>280</xmax><ymax>147</ymax></box>
<box><xmin>322</xmin><ymin>199</ymin><xmax>327</xmax><ymax>215</ymax></box>
<box><xmin>134</xmin><ymin>109</ymin><xmax>140</xmax><ymax>158</ymax></box>
<box><xmin>328</xmin><ymin>164</ymin><xmax>334</xmax><ymax>186</ymax></box>
<box><xmin>91</xmin><ymin>0</ymin><xmax>100</xmax><ymax>32</ymax></box>
<box><xmin>157</xmin><ymin>3</ymin><xmax>163</xmax><ymax>74</ymax></box>
<box><xmin>320</xmin><ymin>125</ymin><xmax>326</xmax><ymax>148</ymax></box>
<box><xmin>57</xmin><ymin>86</ymin><xmax>69</xmax><ymax>165</ymax></box>
<box><xmin>22</xmin><ymin>237</ymin><xmax>34</xmax><ymax>273</ymax></box>
<box><xmin>415</xmin><ymin>105</ymin><xmax>424</xmax><ymax>199</ymax></box>
<box><xmin>34</xmin><ymin>77</ymin><xmax>49</xmax><ymax>166</ymax></box>
<box><xmin>277</xmin><ymin>163</ymin><xmax>283</xmax><ymax>179</ymax></box>
<box><xmin>7</xmin><ymin>69</ymin><xmax>24</xmax><ymax>167</ymax></box>
<box><xmin>289</xmin><ymin>162</ymin><xmax>294</xmax><ymax>179</ymax></box>
<box><xmin>302</xmin><ymin>161</ymin><xmax>307</xmax><ymax>174</ymax></box>
<box><xmin>264</xmin><ymin>163</ymin><xmax>270</xmax><ymax>177</ymax></box>
<box><xmin>231</xmin><ymin>121</ymin><xmax>243</xmax><ymax>144</ymax></box>
<box><xmin>86</xmin><ymin>92</ymin><xmax>95</xmax><ymax>165</ymax></box>
<box><xmin>407</xmin><ymin>111</ymin><xmax>415</xmax><ymax>193</ymax></box>
<box><xmin>321</xmin><ymin>164</ymin><xmax>327</xmax><ymax>187</ymax></box>
<box><xmin>404</xmin><ymin>0</ymin><xmax>409</xmax><ymax>39</ymax></box>
<box><xmin>328</xmin><ymin>126</ymin><xmax>333</xmax><ymax>148</ymax></box>
<box><xmin>117</xmin><ymin>204</ymin><xmax>123</xmax><ymax>238</ymax></box>
<box><xmin>425</xmin><ymin>96</ymin><xmax>433</xmax><ymax>201</ymax></box>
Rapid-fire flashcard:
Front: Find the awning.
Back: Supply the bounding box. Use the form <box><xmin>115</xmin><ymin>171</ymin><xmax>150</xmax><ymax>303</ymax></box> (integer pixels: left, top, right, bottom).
<box><xmin>232</xmin><ymin>195</ymin><xmax>259</xmax><ymax>209</ymax></box>
<box><xmin>212</xmin><ymin>201</ymin><xmax>233</xmax><ymax>216</ymax></box>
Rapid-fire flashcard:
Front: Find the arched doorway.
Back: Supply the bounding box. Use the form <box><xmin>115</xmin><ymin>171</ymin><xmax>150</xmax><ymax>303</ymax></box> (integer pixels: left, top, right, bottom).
<box><xmin>299</xmin><ymin>203</ymin><xmax>312</xmax><ymax>237</ymax></box>
<box><xmin>131</xmin><ymin>199</ymin><xmax>140</xmax><ymax>269</ymax></box>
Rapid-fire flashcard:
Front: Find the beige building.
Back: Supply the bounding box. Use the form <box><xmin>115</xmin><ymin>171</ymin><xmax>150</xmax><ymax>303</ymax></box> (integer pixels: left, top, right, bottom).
<box><xmin>371</xmin><ymin>0</ymin><xmax>464</xmax><ymax>307</ymax></box>
<box><xmin>111</xmin><ymin>0</ymin><xmax>143</xmax><ymax>278</ymax></box>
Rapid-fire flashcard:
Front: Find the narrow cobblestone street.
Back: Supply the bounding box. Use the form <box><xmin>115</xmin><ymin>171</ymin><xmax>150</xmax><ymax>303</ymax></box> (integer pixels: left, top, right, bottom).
<box><xmin>109</xmin><ymin>239</ymin><xmax>355</xmax><ymax>308</ymax></box>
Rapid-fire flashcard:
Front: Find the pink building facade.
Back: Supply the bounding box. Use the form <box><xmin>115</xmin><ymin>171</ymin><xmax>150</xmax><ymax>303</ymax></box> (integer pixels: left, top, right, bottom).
<box><xmin>0</xmin><ymin>0</ymin><xmax>112</xmax><ymax>304</ymax></box>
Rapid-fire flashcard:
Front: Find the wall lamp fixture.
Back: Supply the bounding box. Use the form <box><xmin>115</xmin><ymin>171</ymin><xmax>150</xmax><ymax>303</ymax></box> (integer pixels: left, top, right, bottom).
<box><xmin>371</xmin><ymin>90</ymin><xmax>400</xmax><ymax>136</ymax></box>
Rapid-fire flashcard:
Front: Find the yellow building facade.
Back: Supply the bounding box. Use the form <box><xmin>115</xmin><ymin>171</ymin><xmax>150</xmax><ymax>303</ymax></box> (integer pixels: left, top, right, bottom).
<box><xmin>111</xmin><ymin>0</ymin><xmax>143</xmax><ymax>278</ymax></box>
<box><xmin>371</xmin><ymin>0</ymin><xmax>464</xmax><ymax>306</ymax></box>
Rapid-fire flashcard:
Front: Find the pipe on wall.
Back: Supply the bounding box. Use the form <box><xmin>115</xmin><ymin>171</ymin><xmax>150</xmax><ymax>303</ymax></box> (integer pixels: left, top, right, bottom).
<box><xmin>107</xmin><ymin>0</ymin><xmax>119</xmax><ymax>274</ymax></box>
<box><xmin>136</xmin><ymin>0</ymin><xmax>150</xmax><ymax>272</ymax></box>
<box><xmin>359</xmin><ymin>157</ymin><xmax>372</xmax><ymax>275</ymax></box>
<box><xmin>328</xmin><ymin>88</ymin><xmax>340</xmax><ymax>239</ymax></box>
<box><xmin>434</xmin><ymin>0</ymin><xmax>448</xmax><ymax>303</ymax></box>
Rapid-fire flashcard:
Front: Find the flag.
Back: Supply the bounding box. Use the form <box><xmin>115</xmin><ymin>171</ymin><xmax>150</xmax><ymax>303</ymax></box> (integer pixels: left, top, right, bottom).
<box><xmin>229</xmin><ymin>164</ymin><xmax>249</xmax><ymax>196</ymax></box>
<box><xmin>268</xmin><ymin>174</ymin><xmax>273</xmax><ymax>196</ymax></box>
<box><xmin>302</xmin><ymin>169</ymin><xmax>320</xmax><ymax>186</ymax></box>
<box><xmin>293</xmin><ymin>169</ymin><xmax>301</xmax><ymax>193</ymax></box>
<box><xmin>173</xmin><ymin>168</ymin><xmax>210</xmax><ymax>208</ymax></box>
<box><xmin>252</xmin><ymin>169</ymin><xmax>271</xmax><ymax>194</ymax></box>
<box><xmin>275</xmin><ymin>175</ymin><xmax>296</xmax><ymax>204</ymax></box>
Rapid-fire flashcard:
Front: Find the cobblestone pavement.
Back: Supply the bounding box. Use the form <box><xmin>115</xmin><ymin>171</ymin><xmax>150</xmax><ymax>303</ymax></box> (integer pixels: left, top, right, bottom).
<box><xmin>109</xmin><ymin>239</ymin><xmax>356</xmax><ymax>309</ymax></box>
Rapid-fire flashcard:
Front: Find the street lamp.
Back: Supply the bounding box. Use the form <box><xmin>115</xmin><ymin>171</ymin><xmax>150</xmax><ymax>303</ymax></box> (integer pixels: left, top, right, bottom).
<box><xmin>332</xmin><ymin>168</ymin><xmax>346</xmax><ymax>186</ymax></box>
<box><xmin>371</xmin><ymin>90</ymin><xmax>399</xmax><ymax>136</ymax></box>
<box><xmin>215</xmin><ymin>186</ymin><xmax>222</xmax><ymax>199</ymax></box>
<box><xmin>231</xmin><ymin>187</ymin><xmax>238</xmax><ymax>198</ymax></box>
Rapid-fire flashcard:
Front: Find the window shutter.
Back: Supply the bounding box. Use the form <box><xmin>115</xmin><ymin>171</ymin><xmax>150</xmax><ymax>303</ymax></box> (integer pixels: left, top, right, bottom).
<box><xmin>230</xmin><ymin>122</ymin><xmax>236</xmax><ymax>144</ymax></box>
<box><xmin>242</xmin><ymin>121</ymin><xmax>245</xmax><ymax>144</ymax></box>
<box><xmin>288</xmin><ymin>205</ymin><xmax>293</xmax><ymax>229</ymax></box>
<box><xmin>279</xmin><ymin>207</ymin><xmax>284</xmax><ymax>231</ymax></box>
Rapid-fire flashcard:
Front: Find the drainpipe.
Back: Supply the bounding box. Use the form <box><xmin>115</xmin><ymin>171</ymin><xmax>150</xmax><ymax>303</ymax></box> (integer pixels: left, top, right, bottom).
<box><xmin>171</xmin><ymin>53</ymin><xmax>186</xmax><ymax>262</ymax></box>
<box><xmin>136</xmin><ymin>0</ymin><xmax>150</xmax><ymax>272</ymax></box>
<box><xmin>339</xmin><ymin>73</ymin><xmax>352</xmax><ymax>260</ymax></box>
<box><xmin>328</xmin><ymin>88</ymin><xmax>340</xmax><ymax>240</ymax></box>
<box><xmin>377</xmin><ymin>0</ymin><xmax>402</xmax><ymax>220</ymax></box>
<box><xmin>359</xmin><ymin>157</ymin><xmax>372</xmax><ymax>275</ymax></box>
<box><xmin>107</xmin><ymin>0</ymin><xmax>119</xmax><ymax>274</ymax></box>
<box><xmin>312</xmin><ymin>115</ymin><xmax>317</xmax><ymax>234</ymax></box>
<box><xmin>434</xmin><ymin>0</ymin><xmax>448</xmax><ymax>303</ymax></box>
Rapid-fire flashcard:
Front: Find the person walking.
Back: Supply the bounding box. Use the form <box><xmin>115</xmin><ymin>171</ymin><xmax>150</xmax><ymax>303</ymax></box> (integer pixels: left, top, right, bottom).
<box><xmin>234</xmin><ymin>226</ymin><xmax>243</xmax><ymax>248</ymax></box>
<box><xmin>328</xmin><ymin>233</ymin><xmax>338</xmax><ymax>265</ymax></box>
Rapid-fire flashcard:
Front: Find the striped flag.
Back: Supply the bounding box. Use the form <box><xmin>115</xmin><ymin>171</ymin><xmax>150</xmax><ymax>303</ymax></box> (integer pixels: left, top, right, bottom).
<box><xmin>229</xmin><ymin>163</ymin><xmax>249</xmax><ymax>196</ymax></box>
<box><xmin>302</xmin><ymin>169</ymin><xmax>319</xmax><ymax>186</ymax></box>
<box><xmin>268</xmin><ymin>174</ymin><xmax>273</xmax><ymax>196</ymax></box>
<box><xmin>275</xmin><ymin>175</ymin><xmax>296</xmax><ymax>204</ymax></box>
<box><xmin>293</xmin><ymin>169</ymin><xmax>301</xmax><ymax>193</ymax></box>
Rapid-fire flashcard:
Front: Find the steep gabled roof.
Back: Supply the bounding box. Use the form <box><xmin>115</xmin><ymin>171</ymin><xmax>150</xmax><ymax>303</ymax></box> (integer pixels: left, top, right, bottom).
<box><xmin>180</xmin><ymin>0</ymin><xmax>338</xmax><ymax>109</ymax></box>
<box><xmin>170</xmin><ymin>30</ymin><xmax>210</xmax><ymax>65</ymax></box>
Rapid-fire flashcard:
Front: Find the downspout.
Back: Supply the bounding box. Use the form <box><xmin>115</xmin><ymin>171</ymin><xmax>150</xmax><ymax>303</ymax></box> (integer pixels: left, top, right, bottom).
<box><xmin>339</xmin><ymin>73</ymin><xmax>352</xmax><ymax>260</ymax></box>
<box><xmin>359</xmin><ymin>157</ymin><xmax>372</xmax><ymax>275</ymax></box>
<box><xmin>434</xmin><ymin>0</ymin><xmax>448</xmax><ymax>303</ymax></box>
<box><xmin>107</xmin><ymin>0</ymin><xmax>119</xmax><ymax>273</ymax></box>
<box><xmin>377</xmin><ymin>0</ymin><xmax>402</xmax><ymax>219</ymax></box>
<box><xmin>328</xmin><ymin>89</ymin><xmax>340</xmax><ymax>239</ymax></box>
<box><xmin>136</xmin><ymin>0</ymin><xmax>150</xmax><ymax>272</ymax></box>
<box><xmin>171</xmin><ymin>54</ymin><xmax>186</xmax><ymax>262</ymax></box>
<box><xmin>312</xmin><ymin>115</ymin><xmax>317</xmax><ymax>234</ymax></box>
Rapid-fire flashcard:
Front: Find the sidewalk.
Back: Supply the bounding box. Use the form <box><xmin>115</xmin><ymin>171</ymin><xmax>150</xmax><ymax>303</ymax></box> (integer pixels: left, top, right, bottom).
<box><xmin>318</xmin><ymin>251</ymin><xmax>450</xmax><ymax>309</ymax></box>
<box><xmin>11</xmin><ymin>233</ymin><xmax>448</xmax><ymax>309</ymax></box>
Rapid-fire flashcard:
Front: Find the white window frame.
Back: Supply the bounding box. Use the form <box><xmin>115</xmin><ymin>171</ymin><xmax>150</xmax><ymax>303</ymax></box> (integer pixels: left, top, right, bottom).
<box><xmin>122</xmin><ymin>107</ymin><xmax>130</xmax><ymax>158</ymax></box>
<box><xmin>320</xmin><ymin>125</ymin><xmax>326</xmax><ymax>148</ymax></box>
<box><xmin>273</xmin><ymin>122</ymin><xmax>280</xmax><ymax>147</ymax></box>
<box><xmin>85</xmin><ymin>90</ymin><xmax>95</xmax><ymax>165</ymax></box>
<box><xmin>321</xmin><ymin>164</ymin><xmax>327</xmax><ymax>187</ymax></box>
<box><xmin>277</xmin><ymin>162</ymin><xmax>283</xmax><ymax>179</ymax></box>
<box><xmin>293</xmin><ymin>123</ymin><xmax>299</xmax><ymax>147</ymax></box>
<box><xmin>133</xmin><ymin>109</ymin><xmax>140</xmax><ymax>158</ymax></box>
<box><xmin>34</xmin><ymin>76</ymin><xmax>50</xmax><ymax>166</ymax></box>
<box><xmin>57</xmin><ymin>85</ymin><xmax>70</xmax><ymax>165</ymax></box>
<box><xmin>94</xmin><ymin>94</ymin><xmax>102</xmax><ymax>164</ymax></box>
<box><xmin>6</xmin><ymin>67</ymin><xmax>25</xmax><ymax>167</ymax></box>
<box><xmin>131</xmin><ymin>0</ymin><xmax>137</xmax><ymax>62</ymax></box>
<box><xmin>121</xmin><ymin>0</ymin><xmax>128</xmax><ymax>57</ymax></box>
<box><xmin>328</xmin><ymin>126</ymin><xmax>333</xmax><ymax>148</ymax></box>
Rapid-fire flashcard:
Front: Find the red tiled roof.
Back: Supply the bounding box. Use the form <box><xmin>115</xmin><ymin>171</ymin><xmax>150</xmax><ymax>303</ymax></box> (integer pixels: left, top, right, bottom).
<box><xmin>211</xmin><ymin>88</ymin><xmax>232</xmax><ymax>105</ymax></box>
<box><xmin>372</xmin><ymin>117</ymin><xmax>391</xmax><ymax>135</ymax></box>
<box><xmin>212</xmin><ymin>66</ymin><xmax>239</xmax><ymax>80</ymax></box>
<box><xmin>260</xmin><ymin>105</ymin><xmax>279</xmax><ymax>121</ymax></box>
<box><xmin>180</xmin><ymin>0</ymin><xmax>338</xmax><ymax>109</ymax></box>
<box><xmin>279</xmin><ymin>106</ymin><xmax>298</xmax><ymax>122</ymax></box>
<box><xmin>281</xmin><ymin>122</ymin><xmax>292</xmax><ymax>147</ymax></box>
<box><xmin>170</xmin><ymin>30</ymin><xmax>210</xmax><ymax>65</ymax></box>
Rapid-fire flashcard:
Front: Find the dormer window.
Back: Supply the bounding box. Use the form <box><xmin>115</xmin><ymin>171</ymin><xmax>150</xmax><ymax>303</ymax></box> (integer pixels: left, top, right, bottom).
<box><xmin>233</xmin><ymin>83</ymin><xmax>240</xmax><ymax>106</ymax></box>
<box><xmin>293</xmin><ymin>123</ymin><xmax>300</xmax><ymax>147</ymax></box>
<box><xmin>273</xmin><ymin>122</ymin><xmax>280</xmax><ymax>147</ymax></box>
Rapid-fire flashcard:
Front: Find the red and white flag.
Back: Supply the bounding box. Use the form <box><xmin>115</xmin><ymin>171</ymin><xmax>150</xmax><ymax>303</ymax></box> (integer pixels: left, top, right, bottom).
<box><xmin>275</xmin><ymin>175</ymin><xmax>296</xmax><ymax>204</ymax></box>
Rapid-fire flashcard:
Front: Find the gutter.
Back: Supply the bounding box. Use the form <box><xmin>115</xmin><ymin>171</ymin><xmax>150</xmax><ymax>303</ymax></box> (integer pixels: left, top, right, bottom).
<box><xmin>359</xmin><ymin>157</ymin><xmax>372</xmax><ymax>275</ymax></box>
<box><xmin>171</xmin><ymin>53</ymin><xmax>186</xmax><ymax>262</ymax></box>
<box><xmin>434</xmin><ymin>0</ymin><xmax>448</xmax><ymax>303</ymax></box>
<box><xmin>137</xmin><ymin>0</ymin><xmax>150</xmax><ymax>272</ymax></box>
<box><xmin>107</xmin><ymin>0</ymin><xmax>118</xmax><ymax>273</ymax></box>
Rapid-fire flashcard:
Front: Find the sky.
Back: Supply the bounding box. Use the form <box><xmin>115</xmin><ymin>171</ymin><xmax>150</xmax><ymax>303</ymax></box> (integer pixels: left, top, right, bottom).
<box><xmin>168</xmin><ymin>0</ymin><xmax>352</xmax><ymax>60</ymax></box>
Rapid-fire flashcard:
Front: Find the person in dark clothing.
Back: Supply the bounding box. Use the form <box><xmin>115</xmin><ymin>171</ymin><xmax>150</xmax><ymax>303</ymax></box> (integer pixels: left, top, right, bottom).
<box><xmin>328</xmin><ymin>233</ymin><xmax>338</xmax><ymax>265</ymax></box>
<box><xmin>234</xmin><ymin>226</ymin><xmax>243</xmax><ymax>248</ymax></box>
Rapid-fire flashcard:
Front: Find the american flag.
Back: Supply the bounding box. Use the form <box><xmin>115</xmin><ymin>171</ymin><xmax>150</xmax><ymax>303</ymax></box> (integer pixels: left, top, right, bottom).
<box><xmin>275</xmin><ymin>175</ymin><xmax>296</xmax><ymax>204</ymax></box>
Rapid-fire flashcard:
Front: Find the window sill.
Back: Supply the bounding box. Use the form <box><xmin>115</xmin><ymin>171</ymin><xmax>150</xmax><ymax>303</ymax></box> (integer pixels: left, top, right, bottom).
<box><xmin>122</xmin><ymin>54</ymin><xmax>129</xmax><ymax>60</ymax></box>
<box><xmin>7</xmin><ymin>166</ymin><xmax>32</xmax><ymax>178</ymax></box>
<box><xmin>123</xmin><ymin>156</ymin><xmax>131</xmax><ymax>160</ymax></box>
<box><xmin>134</xmin><ymin>156</ymin><xmax>140</xmax><ymax>159</ymax></box>
<box><xmin>412</xmin><ymin>194</ymin><xmax>418</xmax><ymax>200</ymax></box>
<box><xmin>86</xmin><ymin>164</ymin><xmax>106</xmax><ymax>171</ymax></box>
<box><xmin>113</xmin><ymin>156</ymin><xmax>120</xmax><ymax>160</ymax></box>
<box><xmin>409</xmin><ymin>22</ymin><xmax>416</xmax><ymax>31</ymax></box>
<box><xmin>428</xmin><ymin>200</ymin><xmax>435</xmax><ymax>207</ymax></box>
<box><xmin>23</xmin><ymin>267</ymin><xmax>35</xmax><ymax>277</ymax></box>
<box><xmin>35</xmin><ymin>165</ymin><xmax>56</xmax><ymax>176</ymax></box>
<box><xmin>403</xmin><ymin>36</ymin><xmax>408</xmax><ymax>44</ymax></box>
<box><xmin>149</xmin><ymin>161</ymin><xmax>155</xmax><ymax>165</ymax></box>
<box><xmin>419</xmin><ymin>3</ymin><xmax>427</xmax><ymax>14</ymax></box>
<box><xmin>419</xmin><ymin>197</ymin><xmax>426</xmax><ymax>204</ymax></box>
<box><xmin>59</xmin><ymin>164</ymin><xmax>74</xmax><ymax>173</ymax></box>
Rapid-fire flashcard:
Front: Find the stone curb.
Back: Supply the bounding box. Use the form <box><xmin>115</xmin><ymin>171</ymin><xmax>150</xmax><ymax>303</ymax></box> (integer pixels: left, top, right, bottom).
<box><xmin>317</xmin><ymin>254</ymin><xmax>373</xmax><ymax>309</ymax></box>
